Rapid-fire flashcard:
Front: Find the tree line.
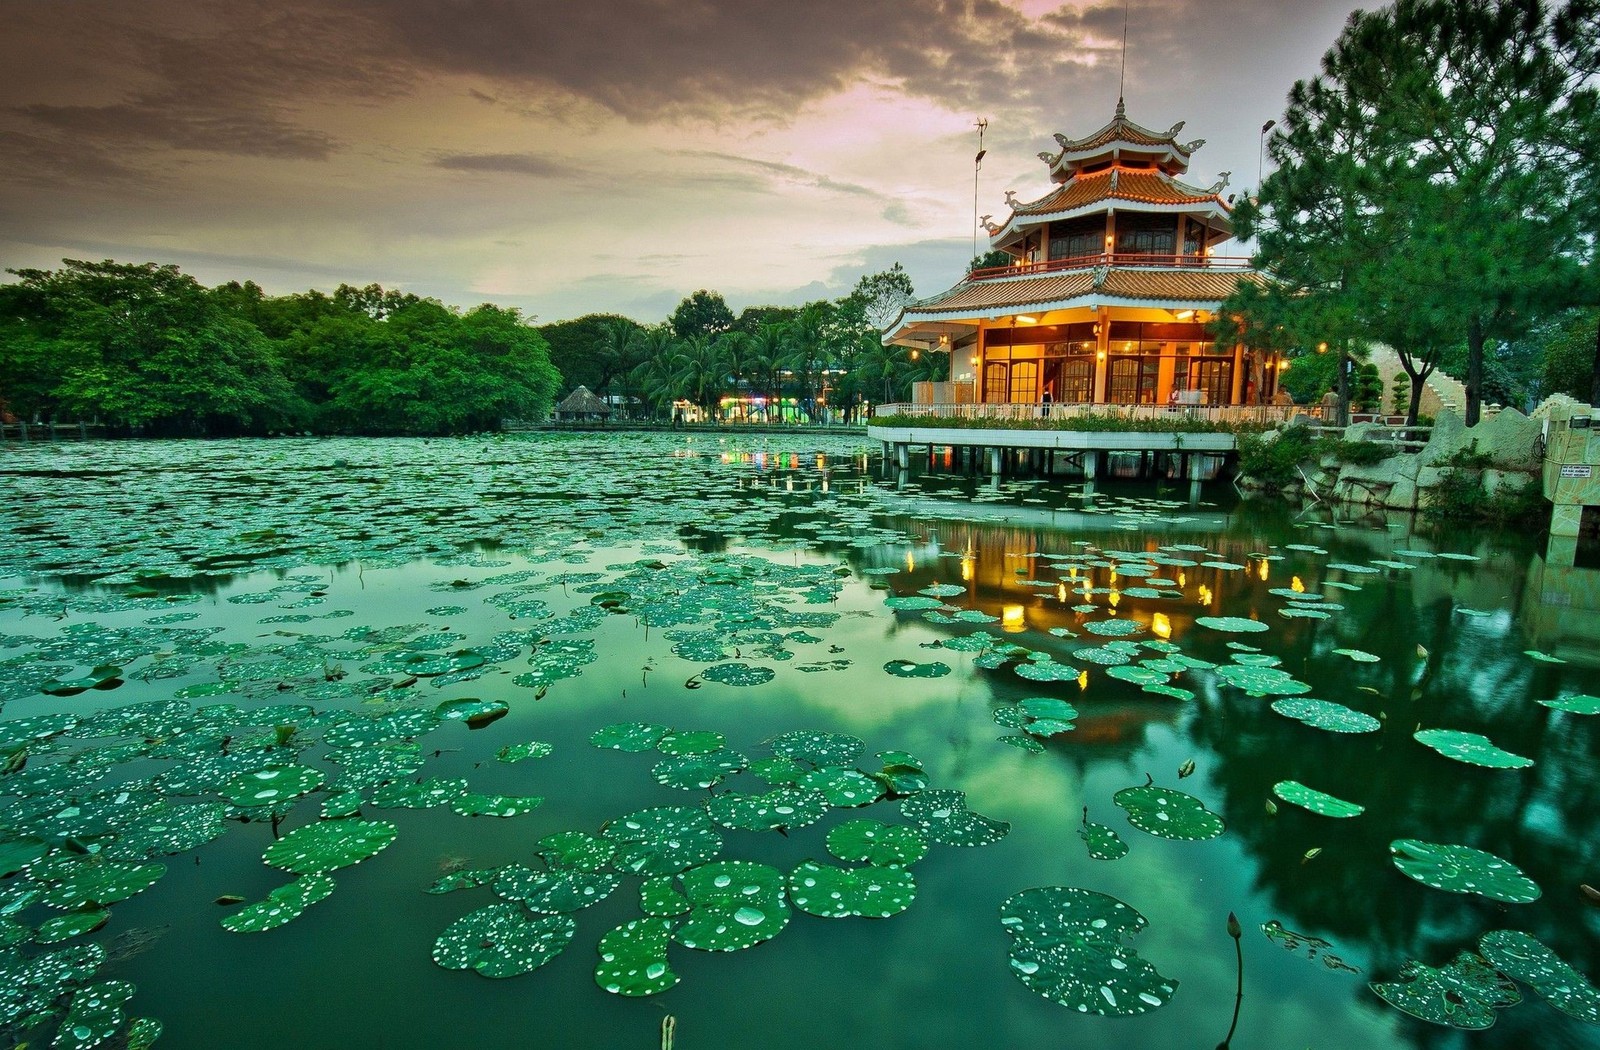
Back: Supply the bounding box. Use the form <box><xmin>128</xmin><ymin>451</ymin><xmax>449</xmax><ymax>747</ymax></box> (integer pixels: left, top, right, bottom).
<box><xmin>0</xmin><ymin>259</ymin><xmax>938</xmax><ymax>435</ymax></box>
<box><xmin>1222</xmin><ymin>0</ymin><xmax>1600</xmax><ymax>426</ymax></box>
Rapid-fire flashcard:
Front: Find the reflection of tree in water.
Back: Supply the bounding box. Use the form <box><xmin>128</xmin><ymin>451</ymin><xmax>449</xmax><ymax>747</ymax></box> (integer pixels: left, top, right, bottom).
<box><xmin>1187</xmin><ymin>535</ymin><xmax>1600</xmax><ymax>1047</ymax></box>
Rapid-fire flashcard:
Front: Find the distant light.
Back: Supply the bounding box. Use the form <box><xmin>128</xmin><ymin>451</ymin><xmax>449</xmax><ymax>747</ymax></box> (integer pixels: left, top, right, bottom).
<box><xmin>1016</xmin><ymin>314</ymin><xmax>1038</xmax><ymax>324</ymax></box>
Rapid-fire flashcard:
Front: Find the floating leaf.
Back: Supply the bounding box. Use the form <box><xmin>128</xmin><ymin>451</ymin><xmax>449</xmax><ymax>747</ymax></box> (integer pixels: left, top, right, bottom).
<box><xmin>40</xmin><ymin>859</ymin><xmax>166</xmax><ymax>910</ymax></box>
<box><xmin>605</xmin><ymin>806</ymin><xmax>723</xmax><ymax>876</ymax></box>
<box><xmin>672</xmin><ymin>860</ymin><xmax>790</xmax><ymax>953</ymax></box>
<box><xmin>999</xmin><ymin>887</ymin><xmax>1176</xmax><ymax>1015</ymax></box>
<box><xmin>655</xmin><ymin>730</ymin><xmax>726</xmax><ymax>756</ymax></box>
<box><xmin>1478</xmin><ymin>929</ymin><xmax>1600</xmax><ymax>1024</ymax></box>
<box><xmin>220</xmin><ymin>874</ymin><xmax>336</xmax><ymax>933</ymax></box>
<box><xmin>494</xmin><ymin>864</ymin><xmax>621</xmax><ymax>915</ymax></box>
<box><xmin>35</xmin><ymin>909</ymin><xmax>111</xmax><ymax>944</ymax></box>
<box><xmin>595</xmin><ymin>918</ymin><xmax>679</xmax><ymax>997</ymax></box>
<box><xmin>1271</xmin><ymin>697</ymin><xmax>1381</xmax><ymax>734</ymax></box>
<box><xmin>451</xmin><ymin>792</ymin><xmax>543</xmax><ymax>818</ymax></box>
<box><xmin>884</xmin><ymin>659</ymin><xmax>951</xmax><ymax>679</ymax></box>
<box><xmin>769</xmin><ymin>730</ymin><xmax>863</xmax><ymax>767</ymax></box>
<box><xmin>371</xmin><ymin>777</ymin><xmax>467</xmax><ymax>809</ymax></box>
<box><xmin>899</xmin><ymin>790</ymin><xmax>1009</xmax><ymax>847</ymax></box>
<box><xmin>797</xmin><ymin>766</ymin><xmax>883</xmax><ymax>807</ymax></box>
<box><xmin>1371</xmin><ymin>951</ymin><xmax>1520</xmax><ymax>1029</ymax></box>
<box><xmin>1112</xmin><ymin>786</ymin><xmax>1224</xmax><ymax>841</ymax></box>
<box><xmin>1332</xmin><ymin>648</ymin><xmax>1380</xmax><ymax>662</ymax></box>
<box><xmin>590</xmin><ymin>722</ymin><xmax>667</xmax><ymax>752</ymax></box>
<box><xmin>825</xmin><ymin>820</ymin><xmax>928</xmax><ymax>867</ymax></box>
<box><xmin>1389</xmin><ymin>839</ymin><xmax>1541</xmax><ymax>903</ymax></box>
<box><xmin>700</xmin><ymin>662</ymin><xmax>776</xmax><ymax>687</ymax></box>
<box><xmin>221</xmin><ymin>765</ymin><xmax>324</xmax><ymax>807</ymax></box>
<box><xmin>434</xmin><ymin>697</ymin><xmax>509</xmax><ymax>728</ymax></box>
<box><xmin>1525</xmin><ymin>650</ymin><xmax>1567</xmax><ymax>664</ymax></box>
<box><xmin>263</xmin><ymin>819</ymin><xmax>396</xmax><ymax>875</ymax></box>
<box><xmin>56</xmin><ymin>979</ymin><xmax>135</xmax><ymax>1050</ymax></box>
<box><xmin>1272</xmin><ymin>780</ymin><xmax>1364</xmax><ymax>818</ymax></box>
<box><xmin>1539</xmin><ymin>694</ymin><xmax>1600</xmax><ymax>715</ymax></box>
<box><xmin>1413</xmin><ymin>729</ymin><xmax>1533</xmax><ymax>769</ymax></box>
<box><xmin>1194</xmin><ymin>616</ymin><xmax>1269</xmax><ymax>634</ymax></box>
<box><xmin>433</xmin><ymin>903</ymin><xmax>575</xmax><ymax>978</ymax></box>
<box><xmin>787</xmin><ymin>860</ymin><xmax>915</xmax><ymax>919</ymax></box>
<box><xmin>652</xmin><ymin>749</ymin><xmax>748</xmax><ymax>791</ymax></box>
<box><xmin>706</xmin><ymin>786</ymin><xmax>829</xmax><ymax>832</ymax></box>
<box><xmin>1078</xmin><ymin>820</ymin><xmax>1128</xmax><ymax>861</ymax></box>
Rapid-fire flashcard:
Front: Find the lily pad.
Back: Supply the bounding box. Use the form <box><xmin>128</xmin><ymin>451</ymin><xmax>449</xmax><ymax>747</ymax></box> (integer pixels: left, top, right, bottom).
<box><xmin>1539</xmin><ymin>694</ymin><xmax>1600</xmax><ymax>715</ymax></box>
<box><xmin>825</xmin><ymin>819</ymin><xmax>928</xmax><ymax>867</ymax></box>
<box><xmin>1413</xmin><ymin>729</ymin><xmax>1534</xmax><ymax>769</ymax></box>
<box><xmin>1272</xmin><ymin>780</ymin><xmax>1365</xmax><ymax>818</ymax></box>
<box><xmin>706</xmin><ymin>786</ymin><xmax>830</xmax><ymax>832</ymax></box>
<box><xmin>1078</xmin><ymin>819</ymin><xmax>1129</xmax><ymax>861</ymax></box>
<box><xmin>220</xmin><ymin>873</ymin><xmax>336</xmax><ymax>933</ymax></box>
<box><xmin>1371</xmin><ymin>951</ymin><xmax>1520</xmax><ymax>1029</ymax></box>
<box><xmin>899</xmin><ymin>790</ymin><xmax>1009</xmax><ymax>847</ymax></box>
<box><xmin>495</xmin><ymin>741</ymin><xmax>554</xmax><ymax>763</ymax></box>
<box><xmin>56</xmin><ymin>979</ymin><xmax>136</xmax><ymax>1050</ymax></box>
<box><xmin>1270</xmin><ymin>697</ymin><xmax>1381</xmax><ymax>734</ymax></box>
<box><xmin>434</xmin><ymin>697</ymin><xmax>509</xmax><ymax>728</ymax></box>
<box><xmin>655</xmin><ymin>730</ymin><xmax>726</xmax><ymax>756</ymax></box>
<box><xmin>999</xmin><ymin>887</ymin><xmax>1177</xmax><ymax>1015</ymax></box>
<box><xmin>35</xmin><ymin>909</ymin><xmax>111</xmax><ymax>944</ymax></box>
<box><xmin>1389</xmin><ymin>839</ymin><xmax>1541</xmax><ymax>903</ymax></box>
<box><xmin>1477</xmin><ymin>929</ymin><xmax>1600</xmax><ymax>1024</ymax></box>
<box><xmin>787</xmin><ymin>860</ymin><xmax>916</xmax><ymax>919</ymax></box>
<box><xmin>1112</xmin><ymin>786</ymin><xmax>1224</xmax><ymax>841</ymax></box>
<box><xmin>595</xmin><ymin>918</ymin><xmax>679</xmax><ymax>997</ymax></box>
<box><xmin>1194</xmin><ymin>616</ymin><xmax>1269</xmax><ymax>634</ymax></box>
<box><xmin>769</xmin><ymin>730</ymin><xmax>863</xmax><ymax>767</ymax></box>
<box><xmin>433</xmin><ymin>902</ymin><xmax>575</xmax><ymax>978</ymax></box>
<box><xmin>605</xmin><ymin>806</ymin><xmax>723</xmax><ymax>876</ymax></box>
<box><xmin>263</xmin><ymin>819</ymin><xmax>397</xmax><ymax>875</ymax></box>
<box><xmin>652</xmin><ymin>749</ymin><xmax>748</xmax><ymax>791</ymax></box>
<box><xmin>884</xmin><ymin>659</ymin><xmax>951</xmax><ymax>679</ymax></box>
<box><xmin>590</xmin><ymin>722</ymin><xmax>667</xmax><ymax>752</ymax></box>
<box><xmin>450</xmin><ymin>792</ymin><xmax>543</xmax><ymax>817</ymax></box>
<box><xmin>40</xmin><ymin>859</ymin><xmax>166</xmax><ymax>910</ymax></box>
<box><xmin>673</xmin><ymin>860</ymin><xmax>790</xmax><ymax>952</ymax></box>
<box><xmin>797</xmin><ymin>766</ymin><xmax>883</xmax><ymax>807</ymax></box>
<box><xmin>700</xmin><ymin>662</ymin><xmax>776</xmax><ymax>687</ymax></box>
<box><xmin>371</xmin><ymin>777</ymin><xmax>468</xmax><ymax>809</ymax></box>
<box><xmin>221</xmin><ymin>765</ymin><xmax>324</xmax><ymax>807</ymax></box>
<box><xmin>493</xmin><ymin>864</ymin><xmax>622</xmax><ymax>915</ymax></box>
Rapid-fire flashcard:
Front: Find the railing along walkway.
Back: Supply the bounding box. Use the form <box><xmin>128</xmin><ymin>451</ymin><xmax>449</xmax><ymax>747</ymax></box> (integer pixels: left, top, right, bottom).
<box><xmin>874</xmin><ymin>402</ymin><xmax>1316</xmax><ymax>427</ymax></box>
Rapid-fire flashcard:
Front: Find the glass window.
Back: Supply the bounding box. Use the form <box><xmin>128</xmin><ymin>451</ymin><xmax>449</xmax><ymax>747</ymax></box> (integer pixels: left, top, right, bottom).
<box><xmin>1010</xmin><ymin>361</ymin><xmax>1038</xmax><ymax>403</ymax></box>
<box><xmin>1114</xmin><ymin>214</ymin><xmax>1178</xmax><ymax>256</ymax></box>
<box><xmin>984</xmin><ymin>362</ymin><xmax>1009</xmax><ymax>403</ymax></box>
<box><xmin>1048</xmin><ymin>217</ymin><xmax>1104</xmax><ymax>261</ymax></box>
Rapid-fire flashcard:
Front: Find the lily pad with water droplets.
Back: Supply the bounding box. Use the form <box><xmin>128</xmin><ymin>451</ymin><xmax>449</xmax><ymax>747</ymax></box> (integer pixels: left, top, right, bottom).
<box><xmin>495</xmin><ymin>741</ymin><xmax>553</xmax><ymax>763</ymax></box>
<box><xmin>1539</xmin><ymin>693</ymin><xmax>1600</xmax><ymax>714</ymax></box>
<box><xmin>605</xmin><ymin>806</ymin><xmax>723</xmax><ymax>876</ymax></box>
<box><xmin>590</xmin><ymin>722</ymin><xmax>667</xmax><ymax>752</ymax></box>
<box><xmin>371</xmin><ymin>778</ymin><xmax>467</xmax><ymax>809</ymax></box>
<box><xmin>797</xmin><ymin>766</ymin><xmax>883</xmax><ymax>807</ymax></box>
<box><xmin>433</xmin><ymin>902</ymin><xmax>575</xmax><ymax>978</ymax></box>
<box><xmin>639</xmin><ymin>875</ymin><xmax>690</xmax><ymax>917</ymax></box>
<box><xmin>1215</xmin><ymin>665</ymin><xmax>1311</xmax><ymax>697</ymax></box>
<box><xmin>1270</xmin><ymin>698</ymin><xmax>1380</xmax><ymax>733</ymax></box>
<box><xmin>1070</xmin><ymin>646</ymin><xmax>1132</xmax><ymax>667</ymax></box>
<box><xmin>1272</xmin><ymin>780</ymin><xmax>1364</xmax><ymax>818</ymax></box>
<box><xmin>706</xmin><ymin>786</ymin><xmax>829</xmax><ymax>832</ymax></box>
<box><xmin>884</xmin><ymin>659</ymin><xmax>951</xmax><ymax>679</ymax></box>
<box><xmin>1195</xmin><ymin>616</ymin><xmax>1269</xmax><ymax>633</ymax></box>
<box><xmin>899</xmin><ymin>790</ymin><xmax>1009</xmax><ymax>847</ymax></box>
<box><xmin>493</xmin><ymin>864</ymin><xmax>621</xmax><ymax>915</ymax></box>
<box><xmin>1332</xmin><ymin>648</ymin><xmax>1380</xmax><ymax>662</ymax></box>
<box><xmin>55</xmin><ymin>979</ymin><xmax>135</xmax><ymax>1050</ymax></box>
<box><xmin>221</xmin><ymin>765</ymin><xmax>324</xmax><ymax>807</ymax></box>
<box><xmin>1477</xmin><ymin>929</ymin><xmax>1600</xmax><ymax>1024</ymax></box>
<box><xmin>220</xmin><ymin>873</ymin><xmax>336</xmax><ymax>933</ymax></box>
<box><xmin>1525</xmin><ymin>649</ymin><xmax>1567</xmax><ymax>664</ymax></box>
<box><xmin>434</xmin><ymin>697</ymin><xmax>509</xmax><ymax>728</ymax></box>
<box><xmin>40</xmin><ymin>860</ymin><xmax>166</xmax><ymax>910</ymax></box>
<box><xmin>788</xmin><ymin>860</ymin><xmax>915</xmax><ymax>918</ymax></box>
<box><xmin>451</xmin><ymin>792</ymin><xmax>544</xmax><ymax>818</ymax></box>
<box><xmin>1082</xmin><ymin>619</ymin><xmax>1144</xmax><ymax>637</ymax></box>
<box><xmin>35</xmin><ymin>909</ymin><xmax>111</xmax><ymax>944</ymax></box>
<box><xmin>656</xmin><ymin>730</ymin><xmax>726</xmax><ymax>756</ymax></box>
<box><xmin>0</xmin><ymin>943</ymin><xmax>105</xmax><ymax>1031</ymax></box>
<box><xmin>999</xmin><ymin>887</ymin><xmax>1177</xmax><ymax>1015</ymax></box>
<box><xmin>1389</xmin><ymin>839</ymin><xmax>1540</xmax><ymax>903</ymax></box>
<box><xmin>595</xmin><ymin>918</ymin><xmax>679</xmax><ymax>997</ymax></box>
<box><xmin>652</xmin><ymin>749</ymin><xmax>748</xmax><ymax>791</ymax></box>
<box><xmin>673</xmin><ymin>860</ymin><xmax>790</xmax><ymax>952</ymax></box>
<box><xmin>769</xmin><ymin>730</ymin><xmax>863</xmax><ymax>767</ymax></box>
<box><xmin>1112</xmin><ymin>786</ymin><xmax>1224</xmax><ymax>841</ymax></box>
<box><xmin>1371</xmin><ymin>951</ymin><xmax>1520</xmax><ymax>1029</ymax></box>
<box><xmin>825</xmin><ymin>819</ymin><xmax>928</xmax><ymax>867</ymax></box>
<box><xmin>700</xmin><ymin>662</ymin><xmax>776</xmax><ymax>687</ymax></box>
<box><xmin>263</xmin><ymin>819</ymin><xmax>397</xmax><ymax>875</ymax></box>
<box><xmin>1015</xmin><ymin>657</ymin><xmax>1080</xmax><ymax>682</ymax></box>
<box><xmin>1078</xmin><ymin>820</ymin><xmax>1128</xmax><ymax>860</ymax></box>
<box><xmin>1413</xmin><ymin>729</ymin><xmax>1533</xmax><ymax>769</ymax></box>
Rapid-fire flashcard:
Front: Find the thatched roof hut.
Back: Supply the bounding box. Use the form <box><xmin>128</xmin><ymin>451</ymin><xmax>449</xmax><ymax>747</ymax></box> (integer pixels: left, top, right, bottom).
<box><xmin>554</xmin><ymin>385</ymin><xmax>611</xmax><ymax>421</ymax></box>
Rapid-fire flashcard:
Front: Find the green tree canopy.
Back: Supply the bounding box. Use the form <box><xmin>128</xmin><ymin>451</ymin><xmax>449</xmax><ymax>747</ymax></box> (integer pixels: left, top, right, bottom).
<box><xmin>669</xmin><ymin>290</ymin><xmax>735</xmax><ymax>342</ymax></box>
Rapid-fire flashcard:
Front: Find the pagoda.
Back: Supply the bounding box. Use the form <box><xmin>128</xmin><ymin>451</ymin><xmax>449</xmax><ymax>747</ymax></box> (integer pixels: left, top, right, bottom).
<box><xmin>884</xmin><ymin>101</ymin><xmax>1276</xmax><ymax>408</ymax></box>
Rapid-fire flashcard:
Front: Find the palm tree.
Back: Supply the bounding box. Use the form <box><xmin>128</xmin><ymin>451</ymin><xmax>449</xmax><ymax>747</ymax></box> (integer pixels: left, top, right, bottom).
<box><xmin>744</xmin><ymin>324</ymin><xmax>787</xmax><ymax>422</ymax></box>
<box><xmin>597</xmin><ymin>318</ymin><xmax>642</xmax><ymax>419</ymax></box>
<box><xmin>718</xmin><ymin>331</ymin><xmax>752</xmax><ymax>421</ymax></box>
<box><xmin>629</xmin><ymin>324</ymin><xmax>679</xmax><ymax>420</ymax></box>
<box><xmin>669</xmin><ymin>334</ymin><xmax>730</xmax><ymax>419</ymax></box>
<box><xmin>782</xmin><ymin>302</ymin><xmax>836</xmax><ymax>423</ymax></box>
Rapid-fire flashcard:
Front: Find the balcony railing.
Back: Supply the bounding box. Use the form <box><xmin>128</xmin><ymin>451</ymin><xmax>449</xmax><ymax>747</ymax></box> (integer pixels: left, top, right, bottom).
<box><xmin>872</xmin><ymin>402</ymin><xmax>1316</xmax><ymax>427</ymax></box>
<box><xmin>965</xmin><ymin>252</ymin><xmax>1254</xmax><ymax>282</ymax></box>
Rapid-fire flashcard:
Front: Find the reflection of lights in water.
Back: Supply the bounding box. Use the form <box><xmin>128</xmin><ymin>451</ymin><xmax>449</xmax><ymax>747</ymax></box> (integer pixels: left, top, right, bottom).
<box><xmin>961</xmin><ymin>556</ymin><xmax>975</xmax><ymax>582</ymax></box>
<box><xmin>816</xmin><ymin>454</ymin><xmax>827</xmax><ymax>470</ymax></box>
<box><xmin>1291</xmin><ymin>575</ymin><xmax>1305</xmax><ymax>592</ymax></box>
<box><xmin>786</xmin><ymin>478</ymin><xmax>793</xmax><ymax>491</ymax></box>
<box><xmin>821</xmin><ymin>477</ymin><xmax>829</xmax><ymax>493</ymax></box>
<box><xmin>1152</xmin><ymin>612</ymin><xmax>1171</xmax><ymax>639</ymax></box>
<box><xmin>1067</xmin><ymin>566</ymin><xmax>1079</xmax><ymax>579</ymax></box>
<box><xmin>1109</xmin><ymin>567</ymin><xmax>1118</xmax><ymax>584</ymax></box>
<box><xmin>1002</xmin><ymin>605</ymin><xmax>1026</xmax><ymax>631</ymax></box>
<box><xmin>1258</xmin><ymin>559</ymin><xmax>1270</xmax><ymax>581</ymax></box>
<box><xmin>1056</xmin><ymin>582</ymin><xmax>1067</xmax><ymax>602</ymax></box>
<box><xmin>1108</xmin><ymin>590</ymin><xmax>1121</xmax><ymax>608</ymax></box>
<box><xmin>906</xmin><ymin>552</ymin><xmax>916</xmax><ymax>574</ymax></box>
<box><xmin>1198</xmin><ymin>585</ymin><xmax>1213</xmax><ymax>606</ymax></box>
<box><xmin>1178</xmin><ymin>571</ymin><xmax>1187</xmax><ymax>589</ymax></box>
<box><xmin>1077</xmin><ymin>670</ymin><xmax>1090</xmax><ymax>690</ymax></box>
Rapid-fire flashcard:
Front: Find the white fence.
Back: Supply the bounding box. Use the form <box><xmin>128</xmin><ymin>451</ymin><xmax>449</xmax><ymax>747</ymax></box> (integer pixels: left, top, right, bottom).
<box><xmin>874</xmin><ymin>402</ymin><xmax>1318</xmax><ymax>427</ymax></box>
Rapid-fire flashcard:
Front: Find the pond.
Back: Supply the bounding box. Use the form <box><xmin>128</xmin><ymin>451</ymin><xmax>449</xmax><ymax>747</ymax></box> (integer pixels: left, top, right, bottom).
<box><xmin>0</xmin><ymin>433</ymin><xmax>1597</xmax><ymax>1050</ymax></box>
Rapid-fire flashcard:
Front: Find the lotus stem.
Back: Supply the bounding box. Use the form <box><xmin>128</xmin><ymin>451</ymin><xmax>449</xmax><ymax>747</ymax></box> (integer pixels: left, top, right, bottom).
<box><xmin>1218</xmin><ymin>911</ymin><xmax>1243</xmax><ymax>1049</ymax></box>
<box><xmin>660</xmin><ymin>1014</ymin><xmax>676</xmax><ymax>1050</ymax></box>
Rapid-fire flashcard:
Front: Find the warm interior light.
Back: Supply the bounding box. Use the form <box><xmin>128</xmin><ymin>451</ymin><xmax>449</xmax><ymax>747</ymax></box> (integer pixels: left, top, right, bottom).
<box><xmin>1175</xmin><ymin>310</ymin><xmax>1194</xmax><ymax>321</ymax></box>
<box><xmin>1002</xmin><ymin>604</ymin><xmax>1026</xmax><ymax>632</ymax></box>
<box><xmin>1016</xmin><ymin>315</ymin><xmax>1037</xmax><ymax>324</ymax></box>
<box><xmin>1317</xmin><ymin>342</ymin><xmax>1328</xmax><ymax>353</ymax></box>
<box><xmin>1151</xmin><ymin>613</ymin><xmax>1172</xmax><ymax>639</ymax></box>
<box><xmin>1097</xmin><ymin>350</ymin><xmax>1106</xmax><ymax>361</ymax></box>
<box><xmin>910</xmin><ymin>349</ymin><xmax>919</xmax><ymax>360</ymax></box>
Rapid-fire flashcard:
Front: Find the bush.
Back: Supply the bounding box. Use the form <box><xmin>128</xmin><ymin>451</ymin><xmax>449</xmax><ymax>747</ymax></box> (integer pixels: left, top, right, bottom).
<box><xmin>1315</xmin><ymin>438</ymin><xmax>1395</xmax><ymax>465</ymax></box>
<box><xmin>1237</xmin><ymin>425</ymin><xmax>1316</xmax><ymax>491</ymax></box>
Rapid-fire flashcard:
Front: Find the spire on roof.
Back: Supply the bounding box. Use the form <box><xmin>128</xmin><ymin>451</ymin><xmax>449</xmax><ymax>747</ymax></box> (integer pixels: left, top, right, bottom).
<box><xmin>1115</xmin><ymin>96</ymin><xmax>1126</xmax><ymax>120</ymax></box>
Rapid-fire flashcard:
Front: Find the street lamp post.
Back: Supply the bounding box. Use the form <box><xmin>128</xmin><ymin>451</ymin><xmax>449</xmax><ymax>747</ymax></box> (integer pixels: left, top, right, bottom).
<box><xmin>1257</xmin><ymin>119</ymin><xmax>1276</xmax><ymax>195</ymax></box>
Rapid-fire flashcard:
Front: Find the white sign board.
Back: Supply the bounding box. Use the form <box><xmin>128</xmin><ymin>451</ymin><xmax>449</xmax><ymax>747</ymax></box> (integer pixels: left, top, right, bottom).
<box><xmin>1559</xmin><ymin>464</ymin><xmax>1592</xmax><ymax>478</ymax></box>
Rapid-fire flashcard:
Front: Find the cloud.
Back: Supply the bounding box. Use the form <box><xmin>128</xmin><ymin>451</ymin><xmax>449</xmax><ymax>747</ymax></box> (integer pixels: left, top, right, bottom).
<box><xmin>672</xmin><ymin>150</ymin><xmax>890</xmax><ymax>200</ymax></box>
<box><xmin>21</xmin><ymin>103</ymin><xmax>339</xmax><ymax>161</ymax></box>
<box><xmin>433</xmin><ymin>152</ymin><xmax>578</xmax><ymax>177</ymax></box>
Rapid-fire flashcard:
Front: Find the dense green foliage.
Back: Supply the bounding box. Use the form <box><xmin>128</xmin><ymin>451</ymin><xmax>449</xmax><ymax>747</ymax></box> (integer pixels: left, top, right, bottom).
<box><xmin>1237</xmin><ymin>426</ymin><xmax>1318</xmax><ymax>491</ymax></box>
<box><xmin>1227</xmin><ymin>0</ymin><xmax>1600</xmax><ymax>426</ymax></box>
<box><xmin>0</xmin><ymin>261</ymin><xmax>560</xmax><ymax>436</ymax></box>
<box><xmin>1532</xmin><ymin>310</ymin><xmax>1600</xmax><ymax>402</ymax></box>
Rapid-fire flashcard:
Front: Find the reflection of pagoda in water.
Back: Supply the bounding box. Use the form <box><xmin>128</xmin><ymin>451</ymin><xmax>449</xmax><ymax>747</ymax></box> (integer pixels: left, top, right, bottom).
<box><xmin>886</xmin><ymin>101</ymin><xmax>1278</xmax><ymax>408</ymax></box>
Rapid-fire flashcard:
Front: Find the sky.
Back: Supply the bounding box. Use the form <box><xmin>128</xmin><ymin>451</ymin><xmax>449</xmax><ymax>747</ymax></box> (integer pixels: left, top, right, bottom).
<box><xmin>0</xmin><ymin>0</ymin><xmax>1367</xmax><ymax>325</ymax></box>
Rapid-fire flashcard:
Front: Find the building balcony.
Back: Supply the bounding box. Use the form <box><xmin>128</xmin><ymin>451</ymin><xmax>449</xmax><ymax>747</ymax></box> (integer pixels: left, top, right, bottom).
<box><xmin>873</xmin><ymin>400</ymin><xmax>1315</xmax><ymax>427</ymax></box>
<box><xmin>965</xmin><ymin>252</ymin><xmax>1254</xmax><ymax>282</ymax></box>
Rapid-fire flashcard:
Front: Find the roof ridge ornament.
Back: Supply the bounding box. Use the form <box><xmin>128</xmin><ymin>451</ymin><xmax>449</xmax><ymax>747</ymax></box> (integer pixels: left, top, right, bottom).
<box><xmin>1115</xmin><ymin>96</ymin><xmax>1127</xmax><ymax>120</ymax></box>
<box><xmin>1206</xmin><ymin>171</ymin><xmax>1232</xmax><ymax>195</ymax></box>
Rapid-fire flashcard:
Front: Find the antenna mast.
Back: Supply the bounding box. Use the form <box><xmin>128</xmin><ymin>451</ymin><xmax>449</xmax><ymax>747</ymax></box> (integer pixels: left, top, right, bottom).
<box><xmin>972</xmin><ymin>118</ymin><xmax>988</xmax><ymax>267</ymax></box>
<box><xmin>1118</xmin><ymin>1</ymin><xmax>1129</xmax><ymax>101</ymax></box>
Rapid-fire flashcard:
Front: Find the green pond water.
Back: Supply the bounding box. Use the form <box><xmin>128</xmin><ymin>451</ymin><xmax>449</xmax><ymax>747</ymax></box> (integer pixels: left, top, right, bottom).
<box><xmin>0</xmin><ymin>433</ymin><xmax>1597</xmax><ymax>1050</ymax></box>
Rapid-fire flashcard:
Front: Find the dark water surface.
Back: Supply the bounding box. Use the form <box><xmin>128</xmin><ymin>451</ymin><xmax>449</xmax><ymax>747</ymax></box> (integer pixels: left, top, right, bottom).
<box><xmin>1</xmin><ymin>434</ymin><xmax>1597</xmax><ymax>1050</ymax></box>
